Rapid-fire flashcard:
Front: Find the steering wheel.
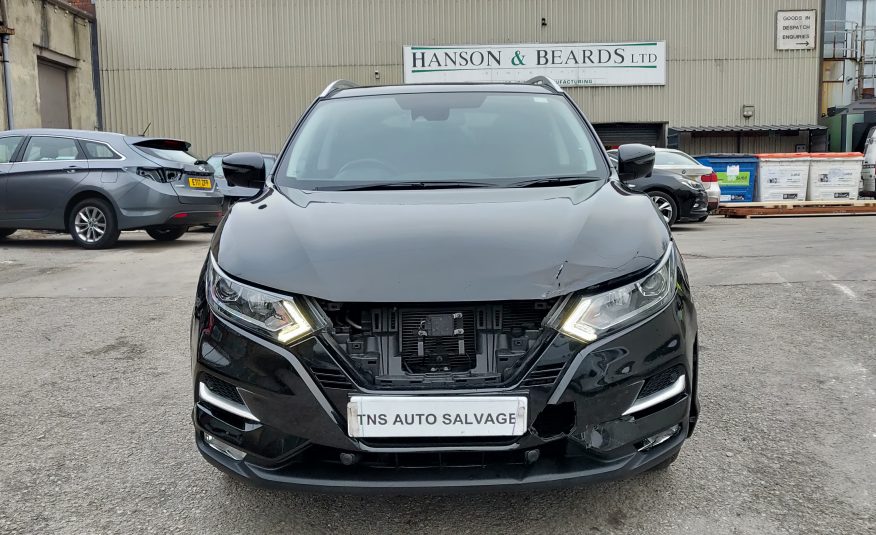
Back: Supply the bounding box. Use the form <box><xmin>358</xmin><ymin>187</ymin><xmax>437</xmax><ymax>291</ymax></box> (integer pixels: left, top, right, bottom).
<box><xmin>336</xmin><ymin>158</ymin><xmax>399</xmax><ymax>177</ymax></box>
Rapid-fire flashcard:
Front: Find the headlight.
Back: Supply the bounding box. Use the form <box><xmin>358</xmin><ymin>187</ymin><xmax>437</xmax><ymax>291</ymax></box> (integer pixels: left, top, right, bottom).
<box><xmin>677</xmin><ymin>177</ymin><xmax>702</xmax><ymax>190</ymax></box>
<box><xmin>205</xmin><ymin>257</ymin><xmax>313</xmax><ymax>344</ymax></box>
<box><xmin>559</xmin><ymin>248</ymin><xmax>676</xmax><ymax>343</ymax></box>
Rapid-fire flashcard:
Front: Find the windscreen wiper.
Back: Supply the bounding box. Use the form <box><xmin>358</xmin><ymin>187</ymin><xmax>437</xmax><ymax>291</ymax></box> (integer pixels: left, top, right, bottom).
<box><xmin>324</xmin><ymin>181</ymin><xmax>497</xmax><ymax>191</ymax></box>
<box><xmin>510</xmin><ymin>176</ymin><xmax>601</xmax><ymax>188</ymax></box>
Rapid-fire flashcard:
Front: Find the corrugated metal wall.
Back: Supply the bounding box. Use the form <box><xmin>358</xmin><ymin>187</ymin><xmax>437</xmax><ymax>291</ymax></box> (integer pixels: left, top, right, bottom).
<box><xmin>96</xmin><ymin>0</ymin><xmax>821</xmax><ymax>155</ymax></box>
<box><xmin>682</xmin><ymin>132</ymin><xmax>811</xmax><ymax>155</ymax></box>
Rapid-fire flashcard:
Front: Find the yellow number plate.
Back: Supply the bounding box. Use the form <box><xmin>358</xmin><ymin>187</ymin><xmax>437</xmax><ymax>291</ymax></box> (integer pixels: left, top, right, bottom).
<box><xmin>188</xmin><ymin>177</ymin><xmax>213</xmax><ymax>189</ymax></box>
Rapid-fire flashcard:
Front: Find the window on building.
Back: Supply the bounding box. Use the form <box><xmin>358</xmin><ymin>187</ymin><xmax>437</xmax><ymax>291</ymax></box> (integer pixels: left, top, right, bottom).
<box><xmin>81</xmin><ymin>140</ymin><xmax>121</xmax><ymax>160</ymax></box>
<box><xmin>23</xmin><ymin>137</ymin><xmax>82</xmax><ymax>161</ymax></box>
<box><xmin>0</xmin><ymin>136</ymin><xmax>24</xmax><ymax>163</ymax></box>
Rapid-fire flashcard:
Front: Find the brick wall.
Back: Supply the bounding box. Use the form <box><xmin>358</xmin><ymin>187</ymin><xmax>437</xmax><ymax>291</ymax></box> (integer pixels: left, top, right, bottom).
<box><xmin>63</xmin><ymin>0</ymin><xmax>95</xmax><ymax>16</ymax></box>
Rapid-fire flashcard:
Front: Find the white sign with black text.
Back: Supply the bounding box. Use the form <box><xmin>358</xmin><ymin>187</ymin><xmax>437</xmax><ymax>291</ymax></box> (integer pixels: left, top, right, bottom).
<box><xmin>347</xmin><ymin>395</ymin><xmax>528</xmax><ymax>438</ymax></box>
<box><xmin>776</xmin><ymin>10</ymin><xmax>817</xmax><ymax>50</ymax></box>
<box><xmin>403</xmin><ymin>42</ymin><xmax>666</xmax><ymax>86</ymax></box>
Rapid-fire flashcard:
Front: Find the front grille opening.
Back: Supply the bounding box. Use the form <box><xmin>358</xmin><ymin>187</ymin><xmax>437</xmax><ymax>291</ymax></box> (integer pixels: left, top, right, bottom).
<box><xmin>521</xmin><ymin>361</ymin><xmax>566</xmax><ymax>387</ymax></box>
<box><xmin>296</xmin><ymin>440</ymin><xmax>576</xmax><ymax>470</ymax></box>
<box><xmin>203</xmin><ymin>374</ymin><xmax>244</xmax><ymax>404</ymax></box>
<box><xmin>198</xmin><ymin>402</ymin><xmax>248</xmax><ymax>431</ymax></box>
<box><xmin>400</xmin><ymin>309</ymin><xmax>477</xmax><ymax>374</ymax></box>
<box><xmin>310</xmin><ymin>366</ymin><xmax>354</xmax><ymax>389</ymax></box>
<box><xmin>360</xmin><ymin>436</ymin><xmax>519</xmax><ymax>448</ymax></box>
<box><xmin>317</xmin><ymin>299</ymin><xmax>558</xmax><ymax>389</ymax></box>
<box><xmin>532</xmin><ymin>401</ymin><xmax>576</xmax><ymax>438</ymax></box>
<box><xmin>638</xmin><ymin>365</ymin><xmax>684</xmax><ymax>399</ymax></box>
<box><xmin>302</xmin><ymin>445</ymin><xmax>527</xmax><ymax>469</ymax></box>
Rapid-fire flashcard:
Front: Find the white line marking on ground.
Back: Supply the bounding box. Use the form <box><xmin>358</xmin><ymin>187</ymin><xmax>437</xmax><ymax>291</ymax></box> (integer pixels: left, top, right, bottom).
<box><xmin>832</xmin><ymin>283</ymin><xmax>857</xmax><ymax>300</ymax></box>
<box><xmin>818</xmin><ymin>270</ymin><xmax>838</xmax><ymax>281</ymax></box>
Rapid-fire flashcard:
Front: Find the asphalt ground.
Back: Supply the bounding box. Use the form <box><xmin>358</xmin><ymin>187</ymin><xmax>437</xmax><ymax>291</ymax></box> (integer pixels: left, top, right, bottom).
<box><xmin>0</xmin><ymin>216</ymin><xmax>874</xmax><ymax>534</ymax></box>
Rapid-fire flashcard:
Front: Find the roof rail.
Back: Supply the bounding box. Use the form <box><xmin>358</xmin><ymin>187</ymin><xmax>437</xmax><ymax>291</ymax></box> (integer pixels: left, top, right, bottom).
<box><xmin>524</xmin><ymin>76</ymin><xmax>563</xmax><ymax>94</ymax></box>
<box><xmin>320</xmin><ymin>80</ymin><xmax>360</xmax><ymax>98</ymax></box>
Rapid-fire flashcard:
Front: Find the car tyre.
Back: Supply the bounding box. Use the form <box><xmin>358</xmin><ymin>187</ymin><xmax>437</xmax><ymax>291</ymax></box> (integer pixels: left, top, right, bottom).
<box><xmin>647</xmin><ymin>191</ymin><xmax>678</xmax><ymax>227</ymax></box>
<box><xmin>68</xmin><ymin>198</ymin><xmax>120</xmax><ymax>249</ymax></box>
<box><xmin>0</xmin><ymin>228</ymin><xmax>16</xmax><ymax>238</ymax></box>
<box><xmin>146</xmin><ymin>225</ymin><xmax>188</xmax><ymax>241</ymax></box>
<box><xmin>648</xmin><ymin>451</ymin><xmax>680</xmax><ymax>472</ymax></box>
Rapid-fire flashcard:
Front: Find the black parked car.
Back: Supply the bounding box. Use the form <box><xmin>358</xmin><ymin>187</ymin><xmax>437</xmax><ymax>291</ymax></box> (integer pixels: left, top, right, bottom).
<box><xmin>608</xmin><ymin>151</ymin><xmax>709</xmax><ymax>226</ymax></box>
<box><xmin>191</xmin><ymin>78</ymin><xmax>699</xmax><ymax>492</ymax></box>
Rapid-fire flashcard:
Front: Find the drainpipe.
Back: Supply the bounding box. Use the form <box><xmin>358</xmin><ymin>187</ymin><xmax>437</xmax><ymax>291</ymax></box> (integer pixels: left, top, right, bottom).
<box><xmin>0</xmin><ymin>0</ymin><xmax>12</xmax><ymax>129</ymax></box>
<box><xmin>858</xmin><ymin>0</ymin><xmax>869</xmax><ymax>101</ymax></box>
<box><xmin>1</xmin><ymin>33</ymin><xmax>12</xmax><ymax>129</ymax></box>
<box><xmin>90</xmin><ymin>19</ymin><xmax>102</xmax><ymax>130</ymax></box>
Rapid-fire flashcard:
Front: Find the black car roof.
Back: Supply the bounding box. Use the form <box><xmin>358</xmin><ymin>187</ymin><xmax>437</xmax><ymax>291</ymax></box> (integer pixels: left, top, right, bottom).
<box><xmin>326</xmin><ymin>83</ymin><xmax>556</xmax><ymax>99</ymax></box>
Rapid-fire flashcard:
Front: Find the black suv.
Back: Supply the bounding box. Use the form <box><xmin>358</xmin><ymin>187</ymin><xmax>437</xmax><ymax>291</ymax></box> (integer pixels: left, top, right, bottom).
<box><xmin>191</xmin><ymin>77</ymin><xmax>699</xmax><ymax>492</ymax></box>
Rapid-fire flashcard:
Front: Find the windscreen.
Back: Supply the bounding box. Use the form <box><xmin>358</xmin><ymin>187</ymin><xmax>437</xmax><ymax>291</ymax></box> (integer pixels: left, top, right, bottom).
<box><xmin>275</xmin><ymin>92</ymin><xmax>608</xmax><ymax>189</ymax></box>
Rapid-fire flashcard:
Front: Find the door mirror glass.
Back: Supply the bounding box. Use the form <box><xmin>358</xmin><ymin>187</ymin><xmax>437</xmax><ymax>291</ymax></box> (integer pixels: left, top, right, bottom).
<box><xmin>616</xmin><ymin>144</ymin><xmax>655</xmax><ymax>180</ymax></box>
<box><xmin>222</xmin><ymin>152</ymin><xmax>266</xmax><ymax>190</ymax></box>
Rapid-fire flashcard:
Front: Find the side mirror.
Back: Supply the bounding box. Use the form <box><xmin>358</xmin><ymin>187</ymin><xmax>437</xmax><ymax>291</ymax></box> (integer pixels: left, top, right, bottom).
<box><xmin>616</xmin><ymin>144</ymin><xmax>655</xmax><ymax>180</ymax></box>
<box><xmin>222</xmin><ymin>152</ymin><xmax>266</xmax><ymax>189</ymax></box>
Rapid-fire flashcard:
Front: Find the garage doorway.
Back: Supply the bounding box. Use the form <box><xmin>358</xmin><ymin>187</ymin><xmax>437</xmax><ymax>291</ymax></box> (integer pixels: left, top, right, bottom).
<box><xmin>37</xmin><ymin>60</ymin><xmax>71</xmax><ymax>128</ymax></box>
<box><xmin>592</xmin><ymin>123</ymin><xmax>665</xmax><ymax>149</ymax></box>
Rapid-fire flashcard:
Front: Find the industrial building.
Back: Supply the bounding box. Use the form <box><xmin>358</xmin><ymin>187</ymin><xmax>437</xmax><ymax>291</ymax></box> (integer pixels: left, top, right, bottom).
<box><xmin>0</xmin><ymin>0</ymin><xmax>99</xmax><ymax>130</ymax></box>
<box><xmin>95</xmin><ymin>0</ymin><xmax>822</xmax><ymax>156</ymax></box>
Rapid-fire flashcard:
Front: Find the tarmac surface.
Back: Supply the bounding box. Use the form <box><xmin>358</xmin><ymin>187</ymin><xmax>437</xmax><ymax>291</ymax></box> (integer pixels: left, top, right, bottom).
<box><xmin>0</xmin><ymin>216</ymin><xmax>873</xmax><ymax>534</ymax></box>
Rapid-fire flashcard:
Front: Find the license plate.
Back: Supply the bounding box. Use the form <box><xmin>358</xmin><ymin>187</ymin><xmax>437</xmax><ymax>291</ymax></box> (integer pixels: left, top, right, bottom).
<box><xmin>188</xmin><ymin>177</ymin><xmax>212</xmax><ymax>189</ymax></box>
<box><xmin>347</xmin><ymin>396</ymin><xmax>527</xmax><ymax>438</ymax></box>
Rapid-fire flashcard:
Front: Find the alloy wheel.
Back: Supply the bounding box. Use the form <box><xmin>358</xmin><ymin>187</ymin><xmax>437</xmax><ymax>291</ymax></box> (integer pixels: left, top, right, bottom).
<box><xmin>651</xmin><ymin>196</ymin><xmax>674</xmax><ymax>223</ymax></box>
<box><xmin>74</xmin><ymin>206</ymin><xmax>107</xmax><ymax>244</ymax></box>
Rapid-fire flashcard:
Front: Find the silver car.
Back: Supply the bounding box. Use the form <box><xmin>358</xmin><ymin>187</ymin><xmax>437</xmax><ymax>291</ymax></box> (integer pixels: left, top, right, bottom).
<box><xmin>0</xmin><ymin>129</ymin><xmax>224</xmax><ymax>249</ymax></box>
<box><xmin>653</xmin><ymin>148</ymin><xmax>721</xmax><ymax>211</ymax></box>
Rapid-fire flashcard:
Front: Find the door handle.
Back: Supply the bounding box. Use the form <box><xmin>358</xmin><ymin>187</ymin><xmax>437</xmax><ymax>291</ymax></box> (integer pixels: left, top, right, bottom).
<box><xmin>64</xmin><ymin>166</ymin><xmax>84</xmax><ymax>173</ymax></box>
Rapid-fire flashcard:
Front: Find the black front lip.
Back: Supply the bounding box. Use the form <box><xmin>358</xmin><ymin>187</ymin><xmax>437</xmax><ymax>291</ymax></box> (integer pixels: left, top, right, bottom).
<box><xmin>195</xmin><ymin>429</ymin><xmax>686</xmax><ymax>494</ymax></box>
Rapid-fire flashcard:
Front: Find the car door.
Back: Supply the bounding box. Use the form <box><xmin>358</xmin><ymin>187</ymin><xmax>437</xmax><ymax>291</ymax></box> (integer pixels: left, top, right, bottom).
<box><xmin>0</xmin><ymin>135</ymin><xmax>26</xmax><ymax>220</ymax></box>
<box><xmin>4</xmin><ymin>136</ymin><xmax>90</xmax><ymax>226</ymax></box>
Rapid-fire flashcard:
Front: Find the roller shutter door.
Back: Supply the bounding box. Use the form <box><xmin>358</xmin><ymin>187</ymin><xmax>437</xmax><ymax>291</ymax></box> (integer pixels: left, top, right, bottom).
<box><xmin>38</xmin><ymin>60</ymin><xmax>71</xmax><ymax>129</ymax></box>
<box><xmin>593</xmin><ymin>123</ymin><xmax>663</xmax><ymax>149</ymax></box>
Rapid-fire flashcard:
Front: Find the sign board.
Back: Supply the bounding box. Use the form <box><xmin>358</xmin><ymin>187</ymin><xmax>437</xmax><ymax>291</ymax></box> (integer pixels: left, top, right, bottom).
<box><xmin>403</xmin><ymin>42</ymin><xmax>666</xmax><ymax>86</ymax></box>
<box><xmin>776</xmin><ymin>10</ymin><xmax>817</xmax><ymax>50</ymax></box>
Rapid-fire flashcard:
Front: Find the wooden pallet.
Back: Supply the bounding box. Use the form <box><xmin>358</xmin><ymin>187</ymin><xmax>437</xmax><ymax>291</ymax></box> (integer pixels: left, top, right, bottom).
<box><xmin>718</xmin><ymin>200</ymin><xmax>876</xmax><ymax>218</ymax></box>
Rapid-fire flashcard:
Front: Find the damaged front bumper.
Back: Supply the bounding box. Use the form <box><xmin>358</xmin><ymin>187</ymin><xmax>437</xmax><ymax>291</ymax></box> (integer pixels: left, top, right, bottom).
<box><xmin>191</xmin><ymin>278</ymin><xmax>699</xmax><ymax>492</ymax></box>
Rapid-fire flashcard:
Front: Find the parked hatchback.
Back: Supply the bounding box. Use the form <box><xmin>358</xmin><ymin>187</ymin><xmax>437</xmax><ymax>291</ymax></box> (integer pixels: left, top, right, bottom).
<box><xmin>192</xmin><ymin>78</ymin><xmax>699</xmax><ymax>492</ymax></box>
<box><xmin>0</xmin><ymin>129</ymin><xmax>223</xmax><ymax>248</ymax></box>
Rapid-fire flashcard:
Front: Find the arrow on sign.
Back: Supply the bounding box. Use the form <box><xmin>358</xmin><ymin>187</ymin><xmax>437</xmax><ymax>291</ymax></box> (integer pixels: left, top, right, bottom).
<box><xmin>797</xmin><ymin>41</ymin><xmax>811</xmax><ymax>47</ymax></box>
